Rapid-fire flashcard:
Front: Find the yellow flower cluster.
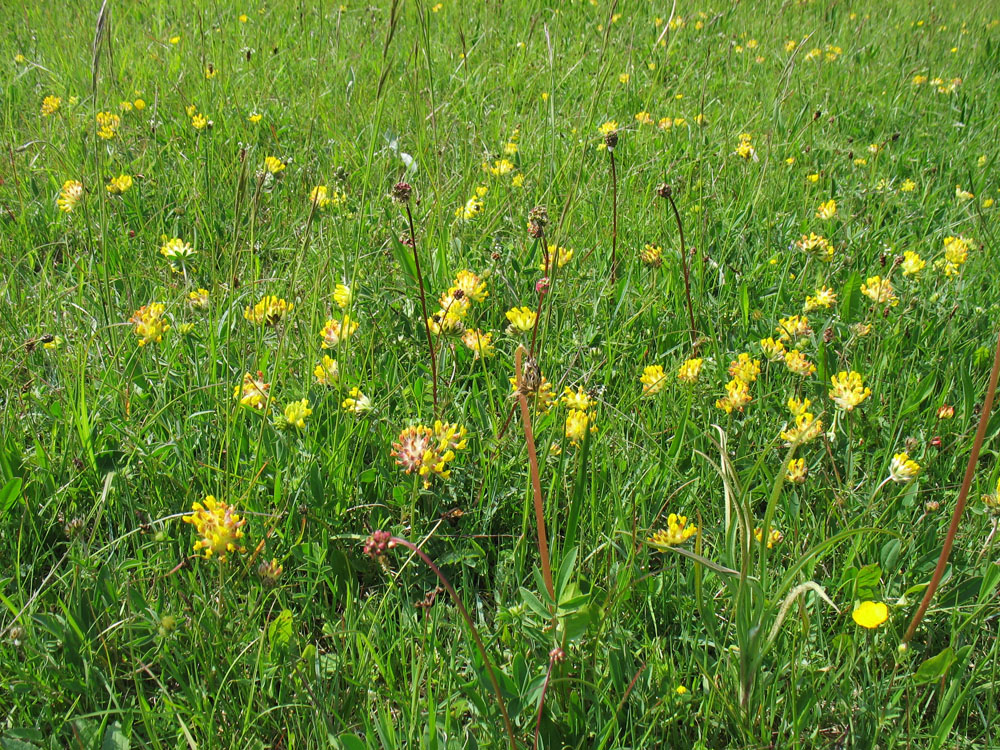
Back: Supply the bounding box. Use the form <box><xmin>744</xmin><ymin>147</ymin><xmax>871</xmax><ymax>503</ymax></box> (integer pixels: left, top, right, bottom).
<box><xmin>429</xmin><ymin>270</ymin><xmax>488</xmax><ymax>338</ymax></box>
<box><xmin>561</xmin><ymin>386</ymin><xmax>598</xmax><ymax>447</ymax></box>
<box><xmin>794</xmin><ymin>233</ymin><xmax>834</xmax><ymax>262</ymax></box>
<box><xmin>539</xmin><ymin>245</ymin><xmax>574</xmax><ymax>274</ymax></box>
<box><xmin>129</xmin><ymin>303</ymin><xmax>170</xmax><ymax>346</ymax></box>
<box><xmin>861</xmin><ymin>276</ymin><xmax>898</xmax><ymax>306</ymax></box>
<box><xmin>455</xmin><ymin>186</ymin><xmax>487</xmax><ymax>220</ymax></box>
<box><xmin>96</xmin><ymin>111</ymin><xmax>120</xmax><ymax>139</ymax></box>
<box><xmin>391</xmin><ymin>421</ymin><xmax>469</xmax><ymax>487</ymax></box>
<box><xmin>734</xmin><ymin>133</ymin><xmax>756</xmax><ymax>161</ymax></box>
<box><xmin>183</xmin><ymin>496</ymin><xmax>246</xmax><ymax>561</ymax></box>
<box><xmin>780</xmin><ymin>398</ymin><xmax>823</xmax><ymax>445</ymax></box>
<box><xmin>889</xmin><ymin>452</ymin><xmax>920</xmax><ymax>483</ymax></box>
<box><xmin>829</xmin><ymin>370</ymin><xmax>872</xmax><ymax>411</ymax></box>
<box><xmin>677</xmin><ymin>358</ymin><xmax>704</xmax><ymax>384</ymax></box>
<box><xmin>640</xmin><ymin>364</ymin><xmax>668</xmax><ymax>396</ymax></box>
<box><xmin>106</xmin><ymin>174</ymin><xmax>133</xmax><ymax>195</ymax></box>
<box><xmin>321</xmin><ymin>314</ymin><xmax>359</xmax><ymax>347</ymax></box>
<box><xmin>58</xmin><ymin>179</ymin><xmax>83</xmax><ymax>213</ymax></box>
<box><xmin>234</xmin><ymin>371</ymin><xmax>270</xmax><ymax>409</ymax></box>
<box><xmin>245</xmin><ymin>295</ymin><xmax>293</xmax><ymax>325</ymax></box>
<box><xmin>160</xmin><ymin>237</ymin><xmax>196</xmax><ymax>272</ymax></box>
<box><xmin>649</xmin><ymin>513</ymin><xmax>697</xmax><ymax>547</ymax></box>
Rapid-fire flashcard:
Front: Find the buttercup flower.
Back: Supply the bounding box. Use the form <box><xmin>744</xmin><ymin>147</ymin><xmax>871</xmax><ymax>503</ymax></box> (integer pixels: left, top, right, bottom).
<box><xmin>321</xmin><ymin>315</ymin><xmax>359</xmax><ymax>347</ymax></box>
<box><xmin>183</xmin><ymin>496</ymin><xmax>246</xmax><ymax>561</ymax></box>
<box><xmin>677</xmin><ymin>358</ymin><xmax>704</xmax><ymax>383</ymax></box>
<box><xmin>244</xmin><ymin>295</ymin><xmax>293</xmax><ymax>325</ymax></box>
<box><xmin>58</xmin><ymin>180</ymin><xmax>84</xmax><ymax>213</ymax></box>
<box><xmin>234</xmin><ymin>371</ymin><xmax>270</xmax><ymax>409</ymax></box>
<box><xmin>852</xmin><ymin>601</ymin><xmax>888</xmax><ymax>629</ymax></box>
<box><xmin>640</xmin><ymin>365</ymin><xmax>668</xmax><ymax>396</ymax></box>
<box><xmin>829</xmin><ymin>371</ymin><xmax>871</xmax><ymax>411</ymax></box>
<box><xmin>313</xmin><ymin>355</ymin><xmax>340</xmax><ymax>385</ymax></box>
<box><xmin>648</xmin><ymin>513</ymin><xmax>697</xmax><ymax>547</ymax></box>
<box><xmin>889</xmin><ymin>452</ymin><xmax>920</xmax><ymax>483</ymax></box>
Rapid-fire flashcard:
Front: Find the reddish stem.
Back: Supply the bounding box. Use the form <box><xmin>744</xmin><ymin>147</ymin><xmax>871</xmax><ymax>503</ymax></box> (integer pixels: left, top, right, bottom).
<box><xmin>903</xmin><ymin>329</ymin><xmax>1000</xmax><ymax>644</ymax></box>
<box><xmin>389</xmin><ymin>536</ymin><xmax>518</xmax><ymax>749</ymax></box>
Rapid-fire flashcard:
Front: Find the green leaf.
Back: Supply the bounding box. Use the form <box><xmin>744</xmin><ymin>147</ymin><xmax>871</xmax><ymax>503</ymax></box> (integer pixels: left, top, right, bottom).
<box><xmin>0</xmin><ymin>477</ymin><xmax>21</xmax><ymax>514</ymax></box>
<box><xmin>913</xmin><ymin>647</ymin><xmax>956</xmax><ymax>685</ymax></box>
<box><xmin>268</xmin><ymin>609</ymin><xmax>294</xmax><ymax>651</ymax></box>
<box><xmin>102</xmin><ymin>723</ymin><xmax>130</xmax><ymax>750</ymax></box>
<box><xmin>519</xmin><ymin>587</ymin><xmax>551</xmax><ymax>619</ymax></box>
<box><xmin>337</xmin><ymin>734</ymin><xmax>368</xmax><ymax>750</ymax></box>
<box><xmin>840</xmin><ymin>271</ymin><xmax>862</xmax><ymax>324</ymax></box>
<box><xmin>855</xmin><ymin>564</ymin><xmax>882</xmax><ymax>599</ymax></box>
<box><xmin>554</xmin><ymin>546</ymin><xmax>578</xmax><ymax>601</ymax></box>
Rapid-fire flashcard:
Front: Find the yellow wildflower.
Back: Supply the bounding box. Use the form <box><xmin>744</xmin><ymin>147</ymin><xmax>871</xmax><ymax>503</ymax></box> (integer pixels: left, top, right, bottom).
<box><xmin>183</xmin><ymin>496</ymin><xmax>246</xmax><ymax>561</ymax></box>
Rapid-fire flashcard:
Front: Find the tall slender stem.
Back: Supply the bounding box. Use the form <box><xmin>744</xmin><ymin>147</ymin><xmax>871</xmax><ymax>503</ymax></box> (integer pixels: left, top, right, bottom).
<box><xmin>387</xmin><ymin>536</ymin><xmax>518</xmax><ymax>749</ymax></box>
<box><xmin>663</xmin><ymin>188</ymin><xmax>697</xmax><ymax>348</ymax></box>
<box><xmin>609</xmin><ymin>150</ymin><xmax>618</xmax><ymax>282</ymax></box>
<box><xmin>515</xmin><ymin>347</ymin><xmax>555</xmax><ymax>601</ymax></box>
<box><xmin>404</xmin><ymin>201</ymin><xmax>438</xmax><ymax>414</ymax></box>
<box><xmin>903</xmin><ymin>329</ymin><xmax>1000</xmax><ymax>644</ymax></box>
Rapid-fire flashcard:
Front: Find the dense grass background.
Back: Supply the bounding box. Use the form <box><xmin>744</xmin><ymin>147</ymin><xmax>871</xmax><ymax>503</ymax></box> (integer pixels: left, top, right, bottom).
<box><xmin>2</xmin><ymin>0</ymin><xmax>1000</xmax><ymax>747</ymax></box>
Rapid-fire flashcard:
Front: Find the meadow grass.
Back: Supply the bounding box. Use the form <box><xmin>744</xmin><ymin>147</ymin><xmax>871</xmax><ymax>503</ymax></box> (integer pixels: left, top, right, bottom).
<box><xmin>2</xmin><ymin>0</ymin><xmax>1000</xmax><ymax>747</ymax></box>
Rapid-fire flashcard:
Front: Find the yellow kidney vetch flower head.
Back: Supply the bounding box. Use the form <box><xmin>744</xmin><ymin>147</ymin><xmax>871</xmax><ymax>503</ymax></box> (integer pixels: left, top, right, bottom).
<box><xmin>281</xmin><ymin>399</ymin><xmax>312</xmax><ymax>430</ymax></box>
<box><xmin>829</xmin><ymin>370</ymin><xmax>871</xmax><ymax>411</ymax></box>
<box><xmin>41</xmin><ymin>95</ymin><xmax>61</xmax><ymax>116</ymax></box>
<box><xmin>462</xmin><ymin>329</ymin><xmax>495</xmax><ymax>359</ymax></box>
<box><xmin>333</xmin><ymin>283</ymin><xmax>352</xmax><ymax>309</ymax></box>
<box><xmin>901</xmin><ymin>251</ymin><xmax>925</xmax><ymax>276</ymax></box>
<box><xmin>235</xmin><ymin>371</ymin><xmax>270</xmax><ymax>409</ymax></box>
<box><xmin>815</xmin><ymin>199</ymin><xmax>837</xmax><ymax>220</ymax></box>
<box><xmin>106</xmin><ymin>174</ymin><xmax>133</xmax><ymax>195</ymax></box>
<box><xmin>861</xmin><ymin>275</ymin><xmax>898</xmax><ymax>306</ymax></box>
<box><xmin>391</xmin><ymin>421</ymin><xmax>468</xmax><ymax>488</ymax></box>
<box><xmin>640</xmin><ymin>365</ymin><xmax>667</xmax><ymax>396</ymax></box>
<box><xmin>728</xmin><ymin>353</ymin><xmax>761</xmax><ymax>384</ymax></box>
<box><xmin>450</xmin><ymin>269</ymin><xmax>488</xmax><ymax>303</ymax></box>
<box><xmin>677</xmin><ymin>358</ymin><xmax>704</xmax><ymax>383</ymax></box>
<box><xmin>759</xmin><ymin>337</ymin><xmax>786</xmax><ymax>362</ymax></box>
<box><xmin>564</xmin><ymin>409</ymin><xmax>594</xmax><ymax>446</ymax></box>
<box><xmin>313</xmin><ymin>355</ymin><xmax>339</xmax><ymax>385</ymax></box>
<box><xmin>57</xmin><ymin>179</ymin><xmax>84</xmax><ymax>213</ymax></box>
<box><xmin>716</xmin><ymin>378</ymin><xmax>752</xmax><ymax>414</ymax></box>
<box><xmin>889</xmin><ymin>452</ymin><xmax>920</xmax><ymax>483</ymax></box>
<box><xmin>244</xmin><ymin>295</ymin><xmax>293</xmax><ymax>325</ymax></box>
<box><xmin>754</xmin><ymin>526</ymin><xmax>785</xmax><ymax>548</ymax></box>
<box><xmin>648</xmin><ymin>513</ymin><xmax>697</xmax><ymax>547</ymax></box>
<box><xmin>321</xmin><ymin>315</ymin><xmax>358</xmax><ymax>347</ymax></box>
<box><xmin>264</xmin><ymin>156</ymin><xmax>285</xmax><ymax>174</ymax></box>
<box><xmin>129</xmin><ymin>303</ymin><xmax>170</xmax><ymax>346</ymax></box>
<box><xmin>183</xmin><ymin>496</ymin><xmax>247</xmax><ymax>561</ymax></box>
<box><xmin>785</xmin><ymin>458</ymin><xmax>807</xmax><ymax>484</ymax></box>
<box><xmin>505</xmin><ymin>306</ymin><xmax>537</xmax><ymax>334</ymax></box>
